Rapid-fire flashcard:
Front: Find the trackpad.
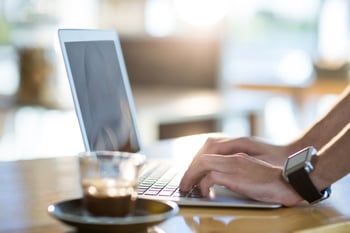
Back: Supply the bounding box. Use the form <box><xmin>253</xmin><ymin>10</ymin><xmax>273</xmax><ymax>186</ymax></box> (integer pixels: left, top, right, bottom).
<box><xmin>211</xmin><ymin>185</ymin><xmax>250</xmax><ymax>200</ymax></box>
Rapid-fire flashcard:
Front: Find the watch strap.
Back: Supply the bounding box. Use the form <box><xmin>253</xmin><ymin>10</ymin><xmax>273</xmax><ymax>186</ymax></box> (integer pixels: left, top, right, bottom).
<box><xmin>288</xmin><ymin>168</ymin><xmax>329</xmax><ymax>203</ymax></box>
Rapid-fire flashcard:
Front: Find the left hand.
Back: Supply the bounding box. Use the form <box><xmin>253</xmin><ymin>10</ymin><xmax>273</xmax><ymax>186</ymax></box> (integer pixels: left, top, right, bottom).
<box><xmin>191</xmin><ymin>137</ymin><xmax>290</xmax><ymax>166</ymax></box>
<box><xmin>179</xmin><ymin>153</ymin><xmax>302</xmax><ymax>206</ymax></box>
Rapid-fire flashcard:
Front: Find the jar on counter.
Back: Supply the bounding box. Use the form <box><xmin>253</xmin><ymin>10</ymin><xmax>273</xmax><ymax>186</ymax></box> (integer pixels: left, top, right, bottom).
<box><xmin>11</xmin><ymin>18</ymin><xmax>58</xmax><ymax>108</ymax></box>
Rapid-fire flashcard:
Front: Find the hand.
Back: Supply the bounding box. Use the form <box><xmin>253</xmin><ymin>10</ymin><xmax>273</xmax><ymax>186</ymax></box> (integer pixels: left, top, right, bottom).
<box><xmin>179</xmin><ymin>152</ymin><xmax>302</xmax><ymax>206</ymax></box>
<box><xmin>193</xmin><ymin>137</ymin><xmax>291</xmax><ymax>166</ymax></box>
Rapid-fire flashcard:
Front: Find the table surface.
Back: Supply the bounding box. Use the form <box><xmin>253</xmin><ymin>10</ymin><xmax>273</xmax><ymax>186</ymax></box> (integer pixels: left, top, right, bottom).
<box><xmin>1</xmin><ymin>134</ymin><xmax>350</xmax><ymax>233</ymax></box>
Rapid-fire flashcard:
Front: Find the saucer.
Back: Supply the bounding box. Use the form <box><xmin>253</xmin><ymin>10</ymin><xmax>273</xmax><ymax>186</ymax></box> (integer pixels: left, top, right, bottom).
<box><xmin>48</xmin><ymin>198</ymin><xmax>179</xmax><ymax>233</ymax></box>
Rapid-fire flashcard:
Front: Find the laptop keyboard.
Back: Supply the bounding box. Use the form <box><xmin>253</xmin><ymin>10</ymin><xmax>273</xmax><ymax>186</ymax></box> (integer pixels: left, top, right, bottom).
<box><xmin>138</xmin><ymin>161</ymin><xmax>202</xmax><ymax>198</ymax></box>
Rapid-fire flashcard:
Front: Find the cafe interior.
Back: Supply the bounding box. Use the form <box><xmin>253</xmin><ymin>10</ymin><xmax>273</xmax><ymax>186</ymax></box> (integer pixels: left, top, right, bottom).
<box><xmin>2</xmin><ymin>1</ymin><xmax>350</xmax><ymax>233</ymax></box>
<box><xmin>0</xmin><ymin>0</ymin><xmax>349</xmax><ymax>161</ymax></box>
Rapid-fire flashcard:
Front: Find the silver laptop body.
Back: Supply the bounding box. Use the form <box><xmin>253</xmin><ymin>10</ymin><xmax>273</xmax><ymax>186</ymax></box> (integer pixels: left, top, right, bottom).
<box><xmin>58</xmin><ymin>28</ymin><xmax>281</xmax><ymax>209</ymax></box>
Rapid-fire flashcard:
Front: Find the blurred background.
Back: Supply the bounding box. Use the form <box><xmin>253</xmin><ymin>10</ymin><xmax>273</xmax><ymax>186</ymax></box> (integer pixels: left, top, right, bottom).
<box><xmin>0</xmin><ymin>0</ymin><xmax>349</xmax><ymax>160</ymax></box>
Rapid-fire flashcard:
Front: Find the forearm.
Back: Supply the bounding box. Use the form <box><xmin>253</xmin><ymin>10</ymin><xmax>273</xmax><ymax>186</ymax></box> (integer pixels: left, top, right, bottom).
<box><xmin>311</xmin><ymin>122</ymin><xmax>350</xmax><ymax>191</ymax></box>
<box><xmin>288</xmin><ymin>85</ymin><xmax>350</xmax><ymax>152</ymax></box>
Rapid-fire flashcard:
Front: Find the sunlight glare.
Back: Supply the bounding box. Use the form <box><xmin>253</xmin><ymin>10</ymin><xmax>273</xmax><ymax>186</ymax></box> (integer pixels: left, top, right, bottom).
<box><xmin>277</xmin><ymin>50</ymin><xmax>313</xmax><ymax>85</ymax></box>
<box><xmin>145</xmin><ymin>0</ymin><xmax>177</xmax><ymax>37</ymax></box>
<box><xmin>264</xmin><ymin>97</ymin><xmax>300</xmax><ymax>144</ymax></box>
<box><xmin>318</xmin><ymin>0</ymin><xmax>349</xmax><ymax>61</ymax></box>
<box><xmin>173</xmin><ymin>0</ymin><xmax>231</xmax><ymax>26</ymax></box>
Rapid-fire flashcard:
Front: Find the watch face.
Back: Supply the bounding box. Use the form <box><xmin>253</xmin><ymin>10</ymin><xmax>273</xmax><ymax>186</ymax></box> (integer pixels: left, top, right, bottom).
<box><xmin>286</xmin><ymin>150</ymin><xmax>308</xmax><ymax>168</ymax></box>
<box><xmin>284</xmin><ymin>148</ymin><xmax>311</xmax><ymax>175</ymax></box>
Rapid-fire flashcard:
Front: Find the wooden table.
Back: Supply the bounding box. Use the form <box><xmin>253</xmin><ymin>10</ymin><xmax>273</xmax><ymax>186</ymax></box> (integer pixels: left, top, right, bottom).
<box><xmin>1</xmin><ymin>134</ymin><xmax>350</xmax><ymax>233</ymax></box>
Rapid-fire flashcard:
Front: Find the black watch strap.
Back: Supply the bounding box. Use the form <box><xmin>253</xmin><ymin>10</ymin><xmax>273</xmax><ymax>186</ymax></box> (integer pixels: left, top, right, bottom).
<box><xmin>288</xmin><ymin>168</ymin><xmax>329</xmax><ymax>204</ymax></box>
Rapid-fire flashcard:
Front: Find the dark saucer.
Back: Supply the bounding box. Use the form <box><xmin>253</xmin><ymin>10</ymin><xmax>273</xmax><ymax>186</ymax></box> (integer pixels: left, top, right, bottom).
<box><xmin>48</xmin><ymin>198</ymin><xmax>179</xmax><ymax>233</ymax></box>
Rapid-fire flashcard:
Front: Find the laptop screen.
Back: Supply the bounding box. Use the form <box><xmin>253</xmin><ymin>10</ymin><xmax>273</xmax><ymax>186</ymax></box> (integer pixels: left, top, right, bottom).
<box><xmin>64</xmin><ymin>40</ymin><xmax>140</xmax><ymax>152</ymax></box>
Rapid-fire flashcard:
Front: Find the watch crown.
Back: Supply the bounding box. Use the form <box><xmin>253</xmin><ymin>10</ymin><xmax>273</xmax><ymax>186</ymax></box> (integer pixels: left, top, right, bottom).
<box><xmin>304</xmin><ymin>161</ymin><xmax>314</xmax><ymax>173</ymax></box>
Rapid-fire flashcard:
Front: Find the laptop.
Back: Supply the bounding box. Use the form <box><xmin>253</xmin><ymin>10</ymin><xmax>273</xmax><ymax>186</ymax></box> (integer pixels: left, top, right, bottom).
<box><xmin>58</xmin><ymin>28</ymin><xmax>281</xmax><ymax>208</ymax></box>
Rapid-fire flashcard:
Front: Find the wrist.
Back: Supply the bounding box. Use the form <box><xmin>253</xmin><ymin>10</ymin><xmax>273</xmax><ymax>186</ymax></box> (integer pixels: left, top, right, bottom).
<box><xmin>278</xmin><ymin>173</ymin><xmax>303</xmax><ymax>206</ymax></box>
<box><xmin>282</xmin><ymin>147</ymin><xmax>331</xmax><ymax>204</ymax></box>
<box><xmin>309</xmin><ymin>153</ymin><xmax>332</xmax><ymax>192</ymax></box>
<box><xmin>285</xmin><ymin>140</ymin><xmax>307</xmax><ymax>156</ymax></box>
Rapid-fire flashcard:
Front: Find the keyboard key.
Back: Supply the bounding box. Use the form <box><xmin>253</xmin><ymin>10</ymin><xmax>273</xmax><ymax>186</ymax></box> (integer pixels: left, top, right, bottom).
<box><xmin>159</xmin><ymin>190</ymin><xmax>176</xmax><ymax>196</ymax></box>
<box><xmin>144</xmin><ymin>189</ymin><xmax>161</xmax><ymax>195</ymax></box>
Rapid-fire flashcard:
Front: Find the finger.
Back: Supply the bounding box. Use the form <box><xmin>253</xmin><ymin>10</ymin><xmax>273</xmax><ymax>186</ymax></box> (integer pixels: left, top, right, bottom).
<box><xmin>193</xmin><ymin>137</ymin><xmax>261</xmax><ymax>162</ymax></box>
<box><xmin>197</xmin><ymin>171</ymin><xmax>235</xmax><ymax>197</ymax></box>
<box><xmin>214</xmin><ymin>137</ymin><xmax>264</xmax><ymax>156</ymax></box>
<box><xmin>191</xmin><ymin>137</ymin><xmax>227</xmax><ymax>163</ymax></box>
<box><xmin>180</xmin><ymin>153</ymin><xmax>247</xmax><ymax>191</ymax></box>
<box><xmin>179</xmin><ymin>154</ymin><xmax>215</xmax><ymax>191</ymax></box>
<box><xmin>196</xmin><ymin>156</ymin><xmax>253</xmax><ymax>197</ymax></box>
<box><xmin>180</xmin><ymin>154</ymin><xmax>222</xmax><ymax>191</ymax></box>
<box><xmin>187</xmin><ymin>137</ymin><xmax>242</xmax><ymax>174</ymax></box>
<box><xmin>198</xmin><ymin>168</ymin><xmax>260</xmax><ymax>198</ymax></box>
<box><xmin>198</xmin><ymin>159</ymin><xmax>285</xmax><ymax>203</ymax></box>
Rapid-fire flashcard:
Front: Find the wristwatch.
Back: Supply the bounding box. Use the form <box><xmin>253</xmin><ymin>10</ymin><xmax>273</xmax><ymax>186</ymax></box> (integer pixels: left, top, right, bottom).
<box><xmin>282</xmin><ymin>146</ymin><xmax>331</xmax><ymax>204</ymax></box>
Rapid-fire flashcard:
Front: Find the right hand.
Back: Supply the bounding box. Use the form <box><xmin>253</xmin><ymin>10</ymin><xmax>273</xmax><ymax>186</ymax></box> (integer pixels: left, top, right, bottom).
<box><xmin>179</xmin><ymin>151</ymin><xmax>302</xmax><ymax>206</ymax></box>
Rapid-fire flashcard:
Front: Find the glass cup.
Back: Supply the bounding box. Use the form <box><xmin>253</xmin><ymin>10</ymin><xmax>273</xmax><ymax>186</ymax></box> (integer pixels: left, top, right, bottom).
<box><xmin>78</xmin><ymin>151</ymin><xmax>145</xmax><ymax>217</ymax></box>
